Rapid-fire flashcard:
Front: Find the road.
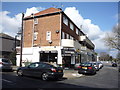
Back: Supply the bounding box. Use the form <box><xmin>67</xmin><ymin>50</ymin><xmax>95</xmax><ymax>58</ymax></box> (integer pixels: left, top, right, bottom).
<box><xmin>1</xmin><ymin>64</ymin><xmax>119</xmax><ymax>89</ymax></box>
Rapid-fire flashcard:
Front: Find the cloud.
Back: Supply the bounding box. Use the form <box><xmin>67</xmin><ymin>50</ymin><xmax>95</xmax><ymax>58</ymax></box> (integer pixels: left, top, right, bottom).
<box><xmin>0</xmin><ymin>11</ymin><xmax>22</xmax><ymax>36</ymax></box>
<box><xmin>24</xmin><ymin>7</ymin><xmax>45</xmax><ymax>17</ymax></box>
<box><xmin>64</xmin><ymin>7</ymin><xmax>84</xmax><ymax>26</ymax></box>
<box><xmin>1</xmin><ymin>7</ymin><xmax>45</xmax><ymax>37</ymax></box>
<box><xmin>1</xmin><ymin>6</ymin><xmax>117</xmax><ymax>57</ymax></box>
<box><xmin>64</xmin><ymin>7</ymin><xmax>108</xmax><ymax>50</ymax></box>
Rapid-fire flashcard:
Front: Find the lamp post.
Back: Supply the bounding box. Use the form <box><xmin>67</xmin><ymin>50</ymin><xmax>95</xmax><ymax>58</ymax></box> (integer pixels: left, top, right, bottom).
<box><xmin>19</xmin><ymin>13</ymin><xmax>24</xmax><ymax>67</ymax></box>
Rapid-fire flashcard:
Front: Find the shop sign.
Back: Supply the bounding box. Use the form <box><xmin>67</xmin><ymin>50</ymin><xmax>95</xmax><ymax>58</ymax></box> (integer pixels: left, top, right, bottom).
<box><xmin>64</xmin><ymin>51</ymin><xmax>74</xmax><ymax>54</ymax></box>
<box><xmin>41</xmin><ymin>47</ymin><xmax>57</xmax><ymax>51</ymax></box>
<box><xmin>62</xmin><ymin>54</ymin><xmax>71</xmax><ymax>56</ymax></box>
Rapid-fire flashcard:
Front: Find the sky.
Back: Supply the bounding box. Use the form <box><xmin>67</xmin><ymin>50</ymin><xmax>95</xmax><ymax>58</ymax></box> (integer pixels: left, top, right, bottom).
<box><xmin>1</xmin><ymin>2</ymin><xmax>119</xmax><ymax>57</ymax></box>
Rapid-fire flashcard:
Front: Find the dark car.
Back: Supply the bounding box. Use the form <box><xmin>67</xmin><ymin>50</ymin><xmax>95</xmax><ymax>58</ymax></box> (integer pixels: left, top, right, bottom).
<box><xmin>78</xmin><ymin>62</ymin><xmax>96</xmax><ymax>75</ymax></box>
<box><xmin>74</xmin><ymin>63</ymin><xmax>81</xmax><ymax>70</ymax></box>
<box><xmin>91</xmin><ymin>62</ymin><xmax>100</xmax><ymax>71</ymax></box>
<box><xmin>118</xmin><ymin>66</ymin><xmax>120</xmax><ymax>72</ymax></box>
<box><xmin>0</xmin><ymin>58</ymin><xmax>12</xmax><ymax>71</ymax></box>
<box><xmin>112</xmin><ymin>63</ymin><xmax>117</xmax><ymax>67</ymax></box>
<box><xmin>17</xmin><ymin>62</ymin><xmax>64</xmax><ymax>81</ymax></box>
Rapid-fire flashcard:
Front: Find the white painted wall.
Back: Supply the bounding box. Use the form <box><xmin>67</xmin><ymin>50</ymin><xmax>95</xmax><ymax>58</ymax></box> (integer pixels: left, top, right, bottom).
<box><xmin>16</xmin><ymin>46</ymin><xmax>63</xmax><ymax>66</ymax></box>
<box><xmin>61</xmin><ymin>39</ymin><xmax>74</xmax><ymax>47</ymax></box>
<box><xmin>16</xmin><ymin>47</ymin><xmax>40</xmax><ymax>66</ymax></box>
<box><xmin>74</xmin><ymin>40</ymin><xmax>81</xmax><ymax>50</ymax></box>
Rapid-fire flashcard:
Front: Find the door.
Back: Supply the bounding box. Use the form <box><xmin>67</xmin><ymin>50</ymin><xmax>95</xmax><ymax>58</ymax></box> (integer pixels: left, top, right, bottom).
<box><xmin>64</xmin><ymin>56</ymin><xmax>71</xmax><ymax>68</ymax></box>
<box><xmin>23</xmin><ymin>63</ymin><xmax>39</xmax><ymax>77</ymax></box>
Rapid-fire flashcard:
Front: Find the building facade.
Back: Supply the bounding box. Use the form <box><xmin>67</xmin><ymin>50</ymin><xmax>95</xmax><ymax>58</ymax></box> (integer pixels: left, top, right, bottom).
<box><xmin>0</xmin><ymin>33</ymin><xmax>20</xmax><ymax>58</ymax></box>
<box><xmin>16</xmin><ymin>8</ymin><xmax>96</xmax><ymax>67</ymax></box>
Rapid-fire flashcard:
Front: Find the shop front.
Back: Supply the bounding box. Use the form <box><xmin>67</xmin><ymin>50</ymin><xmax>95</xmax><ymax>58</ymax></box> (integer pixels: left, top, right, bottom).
<box><xmin>39</xmin><ymin>50</ymin><xmax>58</xmax><ymax>63</ymax></box>
<box><xmin>61</xmin><ymin>48</ymin><xmax>75</xmax><ymax>68</ymax></box>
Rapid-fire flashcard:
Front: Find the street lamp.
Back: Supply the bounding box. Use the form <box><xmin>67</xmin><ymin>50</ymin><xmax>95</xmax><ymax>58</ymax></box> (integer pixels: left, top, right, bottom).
<box><xmin>19</xmin><ymin>13</ymin><xmax>24</xmax><ymax>67</ymax></box>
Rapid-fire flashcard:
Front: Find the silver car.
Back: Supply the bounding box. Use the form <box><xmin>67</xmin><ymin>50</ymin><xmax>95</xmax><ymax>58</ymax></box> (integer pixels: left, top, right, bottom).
<box><xmin>0</xmin><ymin>58</ymin><xmax>12</xmax><ymax>71</ymax></box>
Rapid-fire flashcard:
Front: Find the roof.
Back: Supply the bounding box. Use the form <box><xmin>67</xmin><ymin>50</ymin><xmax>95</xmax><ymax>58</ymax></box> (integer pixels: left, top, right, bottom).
<box><xmin>24</xmin><ymin>7</ymin><xmax>62</xmax><ymax>18</ymax></box>
<box><xmin>0</xmin><ymin>33</ymin><xmax>15</xmax><ymax>40</ymax></box>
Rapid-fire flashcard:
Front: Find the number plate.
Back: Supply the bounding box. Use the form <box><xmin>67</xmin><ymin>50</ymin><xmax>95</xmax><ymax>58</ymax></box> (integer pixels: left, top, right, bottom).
<box><xmin>82</xmin><ymin>67</ymin><xmax>87</xmax><ymax>69</ymax></box>
<box><xmin>58</xmin><ymin>70</ymin><xmax>62</xmax><ymax>72</ymax></box>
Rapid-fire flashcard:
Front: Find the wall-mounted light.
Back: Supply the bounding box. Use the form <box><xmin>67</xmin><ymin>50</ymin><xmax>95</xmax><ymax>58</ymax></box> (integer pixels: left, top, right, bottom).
<box><xmin>48</xmin><ymin>40</ymin><xmax>52</xmax><ymax>44</ymax></box>
<box><xmin>56</xmin><ymin>30</ymin><xmax>59</xmax><ymax>34</ymax></box>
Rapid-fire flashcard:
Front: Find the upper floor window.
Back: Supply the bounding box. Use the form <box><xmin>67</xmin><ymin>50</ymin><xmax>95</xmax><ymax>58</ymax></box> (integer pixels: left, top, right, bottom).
<box><xmin>66</xmin><ymin>33</ymin><xmax>69</xmax><ymax>39</ymax></box>
<box><xmin>46</xmin><ymin>31</ymin><xmax>51</xmax><ymax>41</ymax></box>
<box><xmin>79</xmin><ymin>31</ymin><xmax>82</xmax><ymax>36</ymax></box>
<box><xmin>34</xmin><ymin>18</ymin><xmax>38</xmax><ymax>24</ymax></box>
<box><xmin>76</xmin><ymin>28</ymin><xmax>79</xmax><ymax>35</ymax></box>
<box><xmin>34</xmin><ymin>32</ymin><xmax>38</xmax><ymax>40</ymax></box>
<box><xmin>63</xmin><ymin>15</ymin><xmax>68</xmax><ymax>26</ymax></box>
<box><xmin>62</xmin><ymin>32</ymin><xmax>65</xmax><ymax>39</ymax></box>
<box><xmin>70</xmin><ymin>22</ymin><xmax>74</xmax><ymax>30</ymax></box>
<box><xmin>70</xmin><ymin>35</ymin><xmax>73</xmax><ymax>40</ymax></box>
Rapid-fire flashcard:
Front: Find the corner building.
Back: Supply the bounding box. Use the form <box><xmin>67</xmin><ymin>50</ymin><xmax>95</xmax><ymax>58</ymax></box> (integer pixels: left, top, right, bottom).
<box><xmin>16</xmin><ymin>8</ymin><xmax>96</xmax><ymax>68</ymax></box>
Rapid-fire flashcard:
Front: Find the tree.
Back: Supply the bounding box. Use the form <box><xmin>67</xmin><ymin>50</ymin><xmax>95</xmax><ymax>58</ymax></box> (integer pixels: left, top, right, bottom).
<box><xmin>103</xmin><ymin>24</ymin><xmax>120</xmax><ymax>51</ymax></box>
<box><xmin>9</xmin><ymin>51</ymin><xmax>16</xmax><ymax>65</ymax></box>
<box><xmin>99</xmin><ymin>52</ymin><xmax>113</xmax><ymax>61</ymax></box>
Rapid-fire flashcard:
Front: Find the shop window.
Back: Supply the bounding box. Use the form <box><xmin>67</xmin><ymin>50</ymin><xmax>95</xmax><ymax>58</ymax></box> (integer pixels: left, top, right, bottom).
<box><xmin>63</xmin><ymin>15</ymin><xmax>68</xmax><ymax>26</ymax></box>
<box><xmin>40</xmin><ymin>53</ymin><xmax>57</xmax><ymax>63</ymax></box>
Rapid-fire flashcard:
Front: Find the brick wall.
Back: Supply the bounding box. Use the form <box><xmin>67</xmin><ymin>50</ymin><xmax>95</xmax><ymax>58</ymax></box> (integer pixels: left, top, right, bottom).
<box><xmin>23</xmin><ymin>14</ymin><xmax>61</xmax><ymax>47</ymax></box>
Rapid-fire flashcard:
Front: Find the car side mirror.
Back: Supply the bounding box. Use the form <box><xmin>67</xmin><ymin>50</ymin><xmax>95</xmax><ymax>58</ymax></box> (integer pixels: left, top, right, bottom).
<box><xmin>27</xmin><ymin>65</ymin><xmax>30</xmax><ymax>68</ymax></box>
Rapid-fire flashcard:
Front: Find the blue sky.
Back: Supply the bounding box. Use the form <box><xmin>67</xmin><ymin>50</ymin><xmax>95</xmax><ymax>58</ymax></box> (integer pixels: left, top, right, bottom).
<box><xmin>2</xmin><ymin>2</ymin><xmax>118</xmax><ymax>31</ymax></box>
<box><xmin>1</xmin><ymin>2</ymin><xmax>119</xmax><ymax>57</ymax></box>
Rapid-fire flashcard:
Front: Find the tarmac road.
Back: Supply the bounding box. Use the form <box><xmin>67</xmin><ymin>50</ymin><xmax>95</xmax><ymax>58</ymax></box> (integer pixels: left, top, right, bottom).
<box><xmin>1</xmin><ymin>63</ymin><xmax>119</xmax><ymax>89</ymax></box>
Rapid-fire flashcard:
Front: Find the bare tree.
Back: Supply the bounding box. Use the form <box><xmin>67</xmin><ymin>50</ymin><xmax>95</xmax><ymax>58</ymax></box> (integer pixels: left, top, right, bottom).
<box><xmin>103</xmin><ymin>24</ymin><xmax>120</xmax><ymax>51</ymax></box>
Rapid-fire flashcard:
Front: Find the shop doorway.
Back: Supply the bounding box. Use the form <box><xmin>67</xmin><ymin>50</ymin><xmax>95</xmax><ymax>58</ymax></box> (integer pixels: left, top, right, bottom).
<box><xmin>63</xmin><ymin>56</ymin><xmax>71</xmax><ymax>68</ymax></box>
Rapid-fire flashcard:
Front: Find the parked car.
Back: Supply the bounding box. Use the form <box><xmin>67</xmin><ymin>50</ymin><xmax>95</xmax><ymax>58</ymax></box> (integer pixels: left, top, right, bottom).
<box><xmin>17</xmin><ymin>62</ymin><xmax>64</xmax><ymax>81</ymax></box>
<box><xmin>74</xmin><ymin>63</ymin><xmax>81</xmax><ymax>70</ymax></box>
<box><xmin>112</xmin><ymin>62</ymin><xmax>117</xmax><ymax>67</ymax></box>
<box><xmin>118</xmin><ymin>66</ymin><xmax>120</xmax><ymax>72</ymax></box>
<box><xmin>0</xmin><ymin>58</ymin><xmax>12</xmax><ymax>71</ymax></box>
<box><xmin>78</xmin><ymin>62</ymin><xmax>96</xmax><ymax>75</ymax></box>
<box><xmin>91</xmin><ymin>62</ymin><xmax>100</xmax><ymax>71</ymax></box>
<box><xmin>97</xmin><ymin>62</ymin><xmax>104</xmax><ymax>69</ymax></box>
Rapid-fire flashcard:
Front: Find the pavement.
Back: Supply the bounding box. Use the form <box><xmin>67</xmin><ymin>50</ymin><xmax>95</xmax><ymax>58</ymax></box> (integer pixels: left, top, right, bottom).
<box><xmin>12</xmin><ymin>66</ymin><xmax>84</xmax><ymax>79</ymax></box>
<box><xmin>63</xmin><ymin>69</ymin><xmax>84</xmax><ymax>79</ymax></box>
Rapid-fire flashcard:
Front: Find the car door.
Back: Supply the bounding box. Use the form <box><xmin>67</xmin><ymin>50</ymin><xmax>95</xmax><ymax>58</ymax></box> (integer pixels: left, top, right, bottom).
<box><xmin>34</xmin><ymin>63</ymin><xmax>48</xmax><ymax>77</ymax></box>
<box><xmin>24</xmin><ymin>63</ymin><xmax>39</xmax><ymax>77</ymax></box>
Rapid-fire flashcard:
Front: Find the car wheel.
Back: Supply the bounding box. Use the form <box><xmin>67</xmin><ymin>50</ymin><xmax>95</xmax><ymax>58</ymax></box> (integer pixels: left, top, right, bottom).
<box><xmin>17</xmin><ymin>70</ymin><xmax>23</xmax><ymax>76</ymax></box>
<box><xmin>41</xmin><ymin>73</ymin><xmax>49</xmax><ymax>81</ymax></box>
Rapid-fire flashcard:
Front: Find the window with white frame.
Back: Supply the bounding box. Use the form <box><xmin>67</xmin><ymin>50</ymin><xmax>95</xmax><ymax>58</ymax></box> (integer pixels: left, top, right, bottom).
<box><xmin>63</xmin><ymin>15</ymin><xmax>68</xmax><ymax>26</ymax></box>
<box><xmin>46</xmin><ymin>31</ymin><xmax>51</xmax><ymax>41</ymax></box>
<box><xmin>76</xmin><ymin>28</ymin><xmax>79</xmax><ymax>35</ymax></box>
<box><xmin>34</xmin><ymin>18</ymin><xmax>38</xmax><ymax>24</ymax></box>
<box><xmin>79</xmin><ymin>31</ymin><xmax>82</xmax><ymax>36</ymax></box>
<box><xmin>70</xmin><ymin>35</ymin><xmax>73</xmax><ymax>40</ymax></box>
<box><xmin>66</xmin><ymin>33</ymin><xmax>69</xmax><ymax>39</ymax></box>
<box><xmin>70</xmin><ymin>22</ymin><xmax>74</xmax><ymax>30</ymax></box>
<box><xmin>62</xmin><ymin>32</ymin><xmax>65</xmax><ymax>39</ymax></box>
<box><xmin>34</xmin><ymin>32</ymin><xmax>38</xmax><ymax>40</ymax></box>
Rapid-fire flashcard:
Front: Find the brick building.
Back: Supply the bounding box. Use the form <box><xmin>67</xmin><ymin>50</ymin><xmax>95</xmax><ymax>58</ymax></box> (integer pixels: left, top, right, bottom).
<box><xmin>16</xmin><ymin>8</ymin><xmax>96</xmax><ymax>67</ymax></box>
